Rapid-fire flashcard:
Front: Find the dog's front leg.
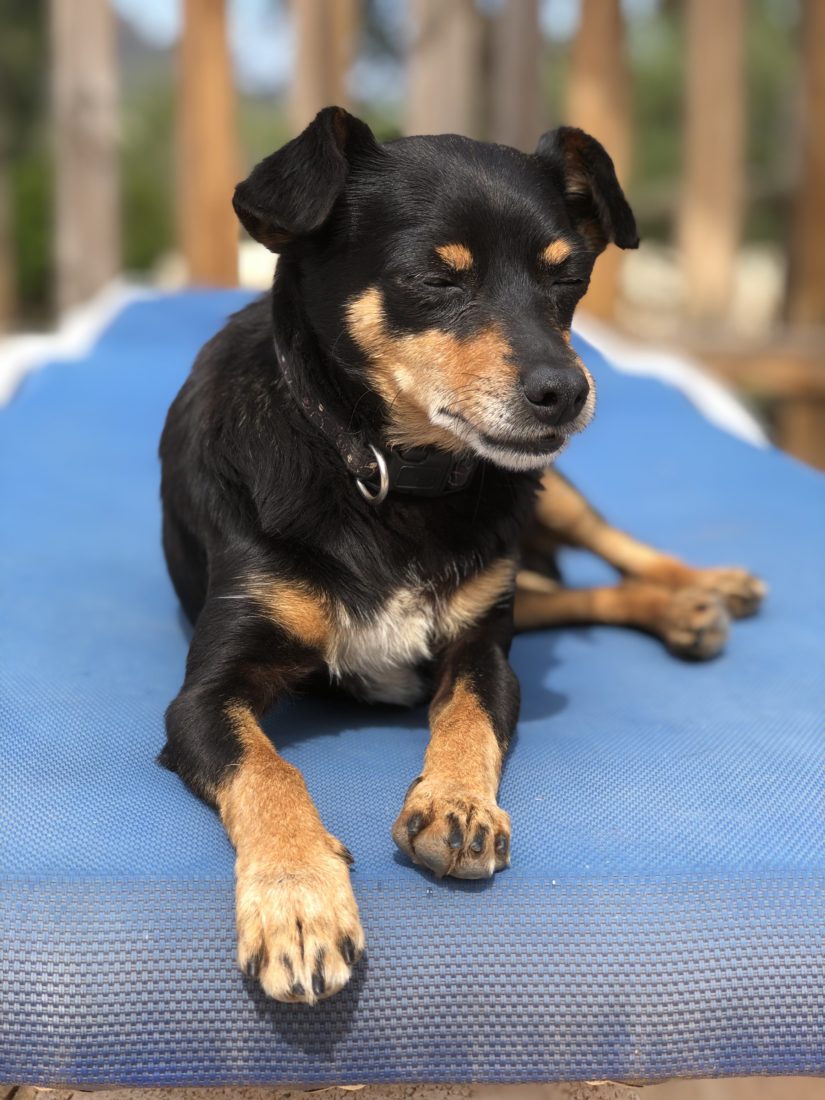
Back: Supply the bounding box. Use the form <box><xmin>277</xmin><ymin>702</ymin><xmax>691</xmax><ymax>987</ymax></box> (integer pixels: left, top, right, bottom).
<box><xmin>393</xmin><ymin>609</ymin><xmax>518</xmax><ymax>879</ymax></box>
<box><xmin>163</xmin><ymin>588</ymin><xmax>364</xmax><ymax>1004</ymax></box>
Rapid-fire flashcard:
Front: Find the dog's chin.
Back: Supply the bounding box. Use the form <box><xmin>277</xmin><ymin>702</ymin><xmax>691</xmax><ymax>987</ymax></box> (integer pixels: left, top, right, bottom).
<box><xmin>471</xmin><ymin>431</ymin><xmax>569</xmax><ymax>472</ymax></box>
<box><xmin>432</xmin><ymin>408</ymin><xmax>581</xmax><ymax>472</ymax></box>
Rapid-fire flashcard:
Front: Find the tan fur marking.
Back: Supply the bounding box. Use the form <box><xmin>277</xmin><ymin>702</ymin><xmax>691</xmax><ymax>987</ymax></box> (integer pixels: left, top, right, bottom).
<box><xmin>425</xmin><ymin>677</ymin><xmax>502</xmax><ymax>799</ymax></box>
<box><xmin>217</xmin><ymin>705</ymin><xmax>364</xmax><ymax>1004</ymax></box>
<box><xmin>245</xmin><ymin>576</ymin><xmax>330</xmax><ymax>648</ymax></box>
<box><xmin>535</xmin><ymin>468</ymin><xmax>663</xmax><ymax>575</ymax></box>
<box><xmin>217</xmin><ymin>705</ymin><xmax>321</xmax><ymax>850</ymax></box>
<box><xmin>436</xmin><ymin>242</ymin><xmax>473</xmax><ymax>271</ymax></box>
<box><xmin>346</xmin><ymin>287</ymin><xmax>518</xmax><ymax>451</ymax></box>
<box><xmin>439</xmin><ymin>558</ymin><xmax>516</xmax><ymax>641</ymax></box>
<box><xmin>541</xmin><ymin>239</ymin><xmax>573</xmax><ymax>266</ymax></box>
<box><xmin>530</xmin><ymin>472</ymin><xmax>766</xmax><ymax>621</ymax></box>
<box><xmin>393</xmin><ymin>679</ymin><xmax>512</xmax><ymax>879</ymax></box>
<box><xmin>514</xmin><ymin>580</ymin><xmax>671</xmax><ymax>633</ymax></box>
<box><xmin>513</xmin><ymin>579</ymin><xmax>732</xmax><ymax>659</ymax></box>
<box><xmin>534</xmin><ymin>468</ymin><xmax>751</xmax><ymax>589</ymax></box>
<box><xmin>515</xmin><ymin>568</ymin><xmax>561</xmax><ymax>595</ymax></box>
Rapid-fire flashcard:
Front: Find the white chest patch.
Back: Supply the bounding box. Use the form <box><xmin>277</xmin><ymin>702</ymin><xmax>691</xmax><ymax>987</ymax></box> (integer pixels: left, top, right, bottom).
<box><xmin>314</xmin><ymin>556</ymin><xmax>515</xmax><ymax>706</ymax></box>
<box><xmin>327</xmin><ymin>588</ymin><xmax>435</xmax><ymax>705</ymax></box>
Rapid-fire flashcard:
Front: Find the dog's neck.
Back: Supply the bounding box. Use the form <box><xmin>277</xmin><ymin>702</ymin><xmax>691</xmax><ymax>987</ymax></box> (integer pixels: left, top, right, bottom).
<box><xmin>270</xmin><ymin>275</ymin><xmax>478</xmax><ymax>503</ymax></box>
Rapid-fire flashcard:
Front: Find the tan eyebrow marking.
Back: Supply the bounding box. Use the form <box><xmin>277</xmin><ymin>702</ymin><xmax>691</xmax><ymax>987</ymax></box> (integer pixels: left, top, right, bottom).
<box><xmin>436</xmin><ymin>243</ymin><xmax>473</xmax><ymax>272</ymax></box>
<box><xmin>541</xmin><ymin>239</ymin><xmax>573</xmax><ymax>266</ymax></box>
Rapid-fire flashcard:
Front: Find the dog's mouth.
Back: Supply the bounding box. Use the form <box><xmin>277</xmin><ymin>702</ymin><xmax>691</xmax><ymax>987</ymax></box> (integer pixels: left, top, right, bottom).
<box><xmin>434</xmin><ymin>407</ymin><xmax>568</xmax><ymax>467</ymax></box>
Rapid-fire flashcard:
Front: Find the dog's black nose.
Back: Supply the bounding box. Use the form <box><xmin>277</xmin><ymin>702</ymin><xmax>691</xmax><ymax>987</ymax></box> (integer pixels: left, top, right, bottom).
<box><xmin>521</xmin><ymin>365</ymin><xmax>590</xmax><ymax>426</ymax></box>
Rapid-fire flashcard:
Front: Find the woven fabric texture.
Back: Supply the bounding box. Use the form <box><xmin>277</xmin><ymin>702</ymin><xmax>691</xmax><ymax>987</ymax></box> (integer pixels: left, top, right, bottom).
<box><xmin>1</xmin><ymin>291</ymin><xmax>824</xmax><ymax>1086</ymax></box>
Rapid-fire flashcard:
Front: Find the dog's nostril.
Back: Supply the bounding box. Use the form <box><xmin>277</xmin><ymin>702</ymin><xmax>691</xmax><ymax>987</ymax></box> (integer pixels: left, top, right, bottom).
<box><xmin>533</xmin><ymin>390</ymin><xmax>559</xmax><ymax>409</ymax></box>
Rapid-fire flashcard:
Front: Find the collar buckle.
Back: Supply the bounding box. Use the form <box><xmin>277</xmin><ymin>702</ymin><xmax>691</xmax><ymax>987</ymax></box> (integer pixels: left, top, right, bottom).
<box><xmin>355</xmin><ymin>445</ymin><xmax>477</xmax><ymax>504</ymax></box>
<box><xmin>387</xmin><ymin>447</ymin><xmax>465</xmax><ymax>496</ymax></box>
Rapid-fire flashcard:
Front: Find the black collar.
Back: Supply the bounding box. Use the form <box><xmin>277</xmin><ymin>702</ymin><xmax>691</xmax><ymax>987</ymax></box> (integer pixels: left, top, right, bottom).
<box><xmin>272</xmin><ymin>330</ymin><xmax>478</xmax><ymax>503</ymax></box>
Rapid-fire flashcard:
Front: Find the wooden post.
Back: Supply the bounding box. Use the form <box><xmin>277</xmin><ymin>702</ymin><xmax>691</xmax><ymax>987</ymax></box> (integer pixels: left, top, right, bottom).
<box><xmin>290</xmin><ymin>0</ymin><xmax>360</xmax><ymax>131</ymax></box>
<box><xmin>678</xmin><ymin>0</ymin><xmax>745</xmax><ymax>322</ymax></box>
<box><xmin>407</xmin><ymin>0</ymin><xmax>483</xmax><ymax>137</ymax></box>
<box><xmin>566</xmin><ymin>0</ymin><xmax>631</xmax><ymax>320</ymax></box>
<box><xmin>491</xmin><ymin>0</ymin><xmax>542</xmax><ymax>151</ymax></box>
<box><xmin>51</xmin><ymin>0</ymin><xmax>120</xmax><ymax>312</ymax></box>
<box><xmin>178</xmin><ymin>0</ymin><xmax>238</xmax><ymax>286</ymax></box>
<box><xmin>787</xmin><ymin>0</ymin><xmax>825</xmax><ymax>325</ymax></box>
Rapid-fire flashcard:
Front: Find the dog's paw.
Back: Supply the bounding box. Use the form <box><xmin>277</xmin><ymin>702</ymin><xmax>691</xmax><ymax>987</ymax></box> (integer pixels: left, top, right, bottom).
<box><xmin>660</xmin><ymin>585</ymin><xmax>730</xmax><ymax>660</ymax></box>
<box><xmin>688</xmin><ymin>567</ymin><xmax>766</xmax><ymax>619</ymax></box>
<box><xmin>392</xmin><ymin>777</ymin><xmax>510</xmax><ymax>879</ymax></box>
<box><xmin>235</xmin><ymin>832</ymin><xmax>364</xmax><ymax>1005</ymax></box>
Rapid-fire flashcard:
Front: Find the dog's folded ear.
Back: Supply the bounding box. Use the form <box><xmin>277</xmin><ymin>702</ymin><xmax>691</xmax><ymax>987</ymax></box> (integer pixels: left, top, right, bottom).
<box><xmin>535</xmin><ymin>126</ymin><xmax>639</xmax><ymax>254</ymax></box>
<box><xmin>233</xmin><ymin>106</ymin><xmax>380</xmax><ymax>252</ymax></box>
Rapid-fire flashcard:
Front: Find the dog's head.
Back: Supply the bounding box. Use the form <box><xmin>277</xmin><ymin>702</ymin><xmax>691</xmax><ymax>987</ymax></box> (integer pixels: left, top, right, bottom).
<box><xmin>234</xmin><ymin>107</ymin><xmax>638</xmax><ymax>471</ymax></box>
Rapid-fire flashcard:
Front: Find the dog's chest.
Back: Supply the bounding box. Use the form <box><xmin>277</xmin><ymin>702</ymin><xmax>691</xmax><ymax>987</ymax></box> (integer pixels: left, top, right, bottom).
<box><xmin>326</xmin><ymin>557</ymin><xmax>515</xmax><ymax>705</ymax></box>
<box><xmin>329</xmin><ymin>588</ymin><xmax>435</xmax><ymax>705</ymax></box>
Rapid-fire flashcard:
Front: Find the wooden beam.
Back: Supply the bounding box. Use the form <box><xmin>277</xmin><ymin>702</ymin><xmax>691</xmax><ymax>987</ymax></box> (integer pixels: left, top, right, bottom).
<box><xmin>700</xmin><ymin>347</ymin><xmax>825</xmax><ymax>401</ymax></box>
<box><xmin>178</xmin><ymin>0</ymin><xmax>238</xmax><ymax>286</ymax></box>
<box><xmin>491</xmin><ymin>0</ymin><xmax>542</xmax><ymax>151</ymax></box>
<box><xmin>776</xmin><ymin>398</ymin><xmax>825</xmax><ymax>470</ymax></box>
<box><xmin>678</xmin><ymin>0</ymin><xmax>746</xmax><ymax>321</ymax></box>
<box><xmin>407</xmin><ymin>0</ymin><xmax>483</xmax><ymax>137</ymax></box>
<box><xmin>689</xmin><ymin>336</ymin><xmax>825</xmax><ymax>470</ymax></box>
<box><xmin>566</xmin><ymin>0</ymin><xmax>631</xmax><ymax>320</ymax></box>
<box><xmin>787</xmin><ymin>0</ymin><xmax>825</xmax><ymax>324</ymax></box>
<box><xmin>51</xmin><ymin>0</ymin><xmax>120</xmax><ymax>312</ymax></box>
<box><xmin>290</xmin><ymin>0</ymin><xmax>360</xmax><ymax>131</ymax></box>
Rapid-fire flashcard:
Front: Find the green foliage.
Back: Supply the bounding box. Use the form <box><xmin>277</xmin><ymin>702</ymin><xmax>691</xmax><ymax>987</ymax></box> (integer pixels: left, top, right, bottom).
<box><xmin>237</xmin><ymin>95</ymin><xmax>292</xmax><ymax>171</ymax></box>
<box><xmin>120</xmin><ymin>85</ymin><xmax>175</xmax><ymax>273</ymax></box>
<box><xmin>744</xmin><ymin>0</ymin><xmax>799</xmax><ymax>243</ymax></box>
<box><xmin>11</xmin><ymin>140</ymin><xmax>52</xmax><ymax>315</ymax></box>
<box><xmin>628</xmin><ymin>1</ymin><xmax>685</xmax><ymax>239</ymax></box>
<box><xmin>2</xmin><ymin>1</ymin><xmax>50</xmax><ymax>318</ymax></box>
<box><xmin>0</xmin><ymin>0</ymin><xmax>47</xmax><ymax>155</ymax></box>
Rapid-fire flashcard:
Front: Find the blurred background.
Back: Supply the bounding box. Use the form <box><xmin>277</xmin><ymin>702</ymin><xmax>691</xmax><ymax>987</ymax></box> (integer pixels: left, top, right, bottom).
<box><xmin>2</xmin><ymin>0</ymin><xmax>823</xmax><ymax>467</ymax></box>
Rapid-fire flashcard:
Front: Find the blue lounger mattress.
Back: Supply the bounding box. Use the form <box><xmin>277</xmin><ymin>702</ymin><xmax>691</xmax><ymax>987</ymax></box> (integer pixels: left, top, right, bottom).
<box><xmin>1</xmin><ymin>290</ymin><xmax>824</xmax><ymax>1086</ymax></box>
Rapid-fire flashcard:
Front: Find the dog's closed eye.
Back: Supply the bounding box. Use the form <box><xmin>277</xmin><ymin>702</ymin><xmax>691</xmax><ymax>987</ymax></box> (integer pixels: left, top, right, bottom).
<box><xmin>421</xmin><ymin>275</ymin><xmax>463</xmax><ymax>290</ymax></box>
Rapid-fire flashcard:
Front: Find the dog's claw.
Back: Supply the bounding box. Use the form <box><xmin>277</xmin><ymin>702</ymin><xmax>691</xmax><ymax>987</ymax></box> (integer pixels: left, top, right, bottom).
<box><xmin>447</xmin><ymin>814</ymin><xmax>464</xmax><ymax>849</ymax></box>
<box><xmin>470</xmin><ymin>825</ymin><xmax>488</xmax><ymax>854</ymax></box>
<box><xmin>245</xmin><ymin>949</ymin><xmax>264</xmax><ymax>980</ymax></box>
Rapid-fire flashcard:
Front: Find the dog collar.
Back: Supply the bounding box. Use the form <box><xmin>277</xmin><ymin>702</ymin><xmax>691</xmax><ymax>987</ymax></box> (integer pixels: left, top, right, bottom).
<box><xmin>273</xmin><ymin>333</ymin><xmax>477</xmax><ymax>505</ymax></box>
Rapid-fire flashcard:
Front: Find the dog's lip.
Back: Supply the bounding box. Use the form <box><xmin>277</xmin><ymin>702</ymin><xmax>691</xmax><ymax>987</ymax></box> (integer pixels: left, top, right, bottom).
<box><xmin>437</xmin><ymin>407</ymin><xmax>564</xmax><ymax>454</ymax></box>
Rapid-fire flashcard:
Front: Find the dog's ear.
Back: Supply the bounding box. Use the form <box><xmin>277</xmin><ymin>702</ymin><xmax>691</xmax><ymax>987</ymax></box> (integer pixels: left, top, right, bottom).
<box><xmin>233</xmin><ymin>106</ymin><xmax>379</xmax><ymax>251</ymax></box>
<box><xmin>536</xmin><ymin>126</ymin><xmax>639</xmax><ymax>254</ymax></box>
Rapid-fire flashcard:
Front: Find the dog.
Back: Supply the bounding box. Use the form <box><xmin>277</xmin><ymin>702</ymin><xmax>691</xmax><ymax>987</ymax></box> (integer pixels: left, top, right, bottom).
<box><xmin>159</xmin><ymin>107</ymin><xmax>765</xmax><ymax>1006</ymax></box>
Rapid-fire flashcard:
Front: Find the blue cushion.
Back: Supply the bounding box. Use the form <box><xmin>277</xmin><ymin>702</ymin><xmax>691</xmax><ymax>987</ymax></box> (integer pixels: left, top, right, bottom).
<box><xmin>2</xmin><ymin>290</ymin><xmax>824</xmax><ymax>1086</ymax></box>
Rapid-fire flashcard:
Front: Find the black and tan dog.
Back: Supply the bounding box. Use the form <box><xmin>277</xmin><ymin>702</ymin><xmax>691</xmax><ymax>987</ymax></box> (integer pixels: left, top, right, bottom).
<box><xmin>159</xmin><ymin>108</ymin><xmax>764</xmax><ymax>1005</ymax></box>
